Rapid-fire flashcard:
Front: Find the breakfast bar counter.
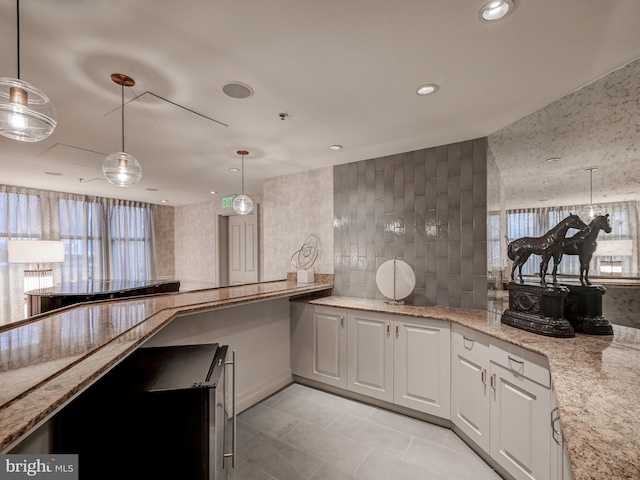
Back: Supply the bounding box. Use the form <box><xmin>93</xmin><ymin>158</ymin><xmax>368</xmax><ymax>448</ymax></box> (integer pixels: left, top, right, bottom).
<box><xmin>0</xmin><ymin>279</ymin><xmax>333</xmax><ymax>453</ymax></box>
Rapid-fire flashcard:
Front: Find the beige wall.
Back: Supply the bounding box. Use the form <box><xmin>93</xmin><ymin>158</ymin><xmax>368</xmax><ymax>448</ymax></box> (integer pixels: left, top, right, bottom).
<box><xmin>153</xmin><ymin>204</ymin><xmax>175</xmax><ymax>279</ymax></box>
<box><xmin>170</xmin><ymin>168</ymin><xmax>333</xmax><ymax>286</ymax></box>
<box><xmin>262</xmin><ymin>167</ymin><xmax>334</xmax><ymax>281</ymax></box>
<box><xmin>173</xmin><ymin>199</ymin><xmax>220</xmax><ymax>288</ymax></box>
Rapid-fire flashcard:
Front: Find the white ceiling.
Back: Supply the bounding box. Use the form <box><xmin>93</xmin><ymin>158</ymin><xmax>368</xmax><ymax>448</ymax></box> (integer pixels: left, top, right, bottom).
<box><xmin>1</xmin><ymin>0</ymin><xmax>640</xmax><ymax>207</ymax></box>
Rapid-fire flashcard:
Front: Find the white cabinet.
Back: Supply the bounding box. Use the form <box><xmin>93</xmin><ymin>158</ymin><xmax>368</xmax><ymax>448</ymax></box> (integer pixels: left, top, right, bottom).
<box><xmin>394</xmin><ymin>316</ymin><xmax>450</xmax><ymax>418</ymax></box>
<box><xmin>347</xmin><ymin>310</ymin><xmax>394</xmax><ymax>402</ymax></box>
<box><xmin>290</xmin><ymin>303</ymin><xmax>347</xmax><ymax>388</ymax></box>
<box><xmin>451</xmin><ymin>324</ymin><xmax>555</xmax><ymax>480</ymax></box>
<box><xmin>550</xmin><ymin>387</ymin><xmax>574</xmax><ymax>480</ymax></box>
<box><xmin>490</xmin><ymin>361</ymin><xmax>551</xmax><ymax>480</ymax></box>
<box><xmin>312</xmin><ymin>306</ymin><xmax>347</xmax><ymax>388</ymax></box>
<box><xmin>451</xmin><ymin>339</ymin><xmax>491</xmax><ymax>452</ymax></box>
<box><xmin>346</xmin><ymin>310</ymin><xmax>450</xmax><ymax>417</ymax></box>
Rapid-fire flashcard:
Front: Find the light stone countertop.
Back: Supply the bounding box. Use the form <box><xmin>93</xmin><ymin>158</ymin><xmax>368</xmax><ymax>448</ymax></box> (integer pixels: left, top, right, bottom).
<box><xmin>301</xmin><ymin>296</ymin><xmax>640</xmax><ymax>480</ymax></box>
<box><xmin>0</xmin><ymin>280</ymin><xmax>333</xmax><ymax>453</ymax></box>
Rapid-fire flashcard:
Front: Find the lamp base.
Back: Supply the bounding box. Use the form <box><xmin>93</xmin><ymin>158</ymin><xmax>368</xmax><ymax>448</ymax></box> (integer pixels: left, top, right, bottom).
<box><xmin>24</xmin><ymin>268</ymin><xmax>54</xmax><ymax>292</ymax></box>
<box><xmin>296</xmin><ymin>270</ymin><xmax>314</xmax><ymax>284</ymax></box>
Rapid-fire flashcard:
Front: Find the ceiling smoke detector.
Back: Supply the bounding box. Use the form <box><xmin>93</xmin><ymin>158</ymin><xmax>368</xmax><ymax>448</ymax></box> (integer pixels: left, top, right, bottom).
<box><xmin>222</xmin><ymin>82</ymin><xmax>254</xmax><ymax>99</ymax></box>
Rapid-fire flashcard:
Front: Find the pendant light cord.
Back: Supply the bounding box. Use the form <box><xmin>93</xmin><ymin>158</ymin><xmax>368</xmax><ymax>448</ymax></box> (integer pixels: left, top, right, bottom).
<box><xmin>241</xmin><ymin>153</ymin><xmax>245</xmax><ymax>194</ymax></box>
<box><xmin>16</xmin><ymin>0</ymin><xmax>21</xmax><ymax>79</ymax></box>
<box><xmin>121</xmin><ymin>81</ymin><xmax>125</xmax><ymax>152</ymax></box>
<box><xmin>590</xmin><ymin>169</ymin><xmax>593</xmax><ymax>205</ymax></box>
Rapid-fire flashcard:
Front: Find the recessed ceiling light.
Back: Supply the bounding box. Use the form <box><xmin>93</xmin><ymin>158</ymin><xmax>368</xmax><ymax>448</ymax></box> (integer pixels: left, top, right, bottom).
<box><xmin>542</xmin><ymin>181</ymin><xmax>551</xmax><ymax>185</ymax></box>
<box><xmin>161</xmin><ymin>199</ymin><xmax>168</xmax><ymax>203</ymax></box>
<box><xmin>222</xmin><ymin>81</ymin><xmax>254</xmax><ymax>99</ymax></box>
<box><xmin>44</xmin><ymin>171</ymin><xmax>63</xmax><ymax>176</ymax></box>
<box><xmin>479</xmin><ymin>0</ymin><xmax>514</xmax><ymax>22</ymax></box>
<box><xmin>210</xmin><ymin>191</ymin><xmax>217</xmax><ymax>195</ymax></box>
<box><xmin>546</xmin><ymin>157</ymin><xmax>560</xmax><ymax>163</ymax></box>
<box><xmin>416</xmin><ymin>84</ymin><xmax>438</xmax><ymax>96</ymax></box>
<box><xmin>329</xmin><ymin>145</ymin><xmax>343</xmax><ymax>151</ymax></box>
<box><xmin>229</xmin><ymin>168</ymin><xmax>240</xmax><ymax>173</ymax></box>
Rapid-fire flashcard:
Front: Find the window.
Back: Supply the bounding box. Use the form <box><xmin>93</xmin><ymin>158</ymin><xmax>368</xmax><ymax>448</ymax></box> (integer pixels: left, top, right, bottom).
<box><xmin>505</xmin><ymin>201</ymin><xmax>637</xmax><ymax>279</ymax></box>
<box><xmin>0</xmin><ymin>184</ymin><xmax>157</xmax><ymax>324</ymax></box>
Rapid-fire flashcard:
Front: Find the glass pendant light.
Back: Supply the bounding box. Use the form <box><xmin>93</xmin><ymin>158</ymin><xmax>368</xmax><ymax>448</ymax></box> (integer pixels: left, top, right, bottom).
<box><xmin>583</xmin><ymin>167</ymin><xmax>602</xmax><ymax>220</ymax></box>
<box><xmin>103</xmin><ymin>74</ymin><xmax>142</xmax><ymax>187</ymax></box>
<box><xmin>233</xmin><ymin>150</ymin><xmax>253</xmax><ymax>215</ymax></box>
<box><xmin>0</xmin><ymin>0</ymin><xmax>57</xmax><ymax>142</ymax></box>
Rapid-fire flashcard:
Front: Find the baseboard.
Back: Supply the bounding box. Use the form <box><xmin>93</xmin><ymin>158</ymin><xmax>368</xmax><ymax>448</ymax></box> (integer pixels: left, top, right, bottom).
<box><xmin>237</xmin><ymin>369</ymin><xmax>293</xmax><ymax>413</ymax></box>
<box><xmin>292</xmin><ymin>375</ymin><xmax>451</xmax><ymax>429</ymax></box>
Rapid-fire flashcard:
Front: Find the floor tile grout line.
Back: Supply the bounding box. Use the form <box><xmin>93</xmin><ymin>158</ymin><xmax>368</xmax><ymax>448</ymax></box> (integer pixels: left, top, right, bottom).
<box><xmin>352</xmin><ymin>446</ymin><xmax>374</xmax><ymax>477</ymax></box>
<box><xmin>401</xmin><ymin>435</ymin><xmax>416</xmax><ymax>461</ymax></box>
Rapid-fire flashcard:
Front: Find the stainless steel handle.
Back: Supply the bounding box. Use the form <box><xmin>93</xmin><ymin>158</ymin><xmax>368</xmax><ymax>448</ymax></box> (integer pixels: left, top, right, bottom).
<box><xmin>463</xmin><ymin>336</ymin><xmax>475</xmax><ymax>348</ymax></box>
<box><xmin>341</xmin><ymin>316</ymin><xmax>344</xmax><ymax>328</ymax></box>
<box><xmin>551</xmin><ymin>407</ymin><xmax>563</xmax><ymax>446</ymax></box>
<box><xmin>224</xmin><ymin>349</ymin><xmax>237</xmax><ymax>468</ymax></box>
<box><xmin>490</xmin><ymin>373</ymin><xmax>496</xmax><ymax>391</ymax></box>
<box><xmin>387</xmin><ymin>323</ymin><xmax>390</xmax><ymax>336</ymax></box>
<box><xmin>481</xmin><ymin>368</ymin><xmax>487</xmax><ymax>385</ymax></box>
<box><xmin>396</xmin><ymin>325</ymin><xmax>399</xmax><ymax>337</ymax></box>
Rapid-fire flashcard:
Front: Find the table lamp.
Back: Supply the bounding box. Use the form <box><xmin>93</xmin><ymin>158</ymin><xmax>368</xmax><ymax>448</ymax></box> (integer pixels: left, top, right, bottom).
<box><xmin>8</xmin><ymin>240</ymin><xmax>65</xmax><ymax>292</ymax></box>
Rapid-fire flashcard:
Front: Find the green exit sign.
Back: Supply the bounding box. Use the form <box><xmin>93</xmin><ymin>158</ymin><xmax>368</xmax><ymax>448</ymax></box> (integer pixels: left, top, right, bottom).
<box><xmin>222</xmin><ymin>195</ymin><xmax>235</xmax><ymax>209</ymax></box>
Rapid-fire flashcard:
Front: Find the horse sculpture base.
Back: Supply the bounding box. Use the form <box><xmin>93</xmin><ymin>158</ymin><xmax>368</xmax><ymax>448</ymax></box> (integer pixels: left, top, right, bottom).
<box><xmin>561</xmin><ymin>284</ymin><xmax>613</xmax><ymax>335</ymax></box>
<box><xmin>501</xmin><ymin>282</ymin><xmax>575</xmax><ymax>338</ymax></box>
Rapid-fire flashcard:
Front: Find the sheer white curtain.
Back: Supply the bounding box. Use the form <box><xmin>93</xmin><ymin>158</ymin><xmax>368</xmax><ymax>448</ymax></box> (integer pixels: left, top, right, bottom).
<box><xmin>505</xmin><ymin>201</ymin><xmax>638</xmax><ymax>279</ymax></box>
<box><xmin>0</xmin><ymin>185</ymin><xmax>157</xmax><ymax>325</ymax></box>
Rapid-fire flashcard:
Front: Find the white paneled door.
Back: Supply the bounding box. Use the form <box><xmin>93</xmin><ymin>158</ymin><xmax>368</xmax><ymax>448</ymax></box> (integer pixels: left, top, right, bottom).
<box><xmin>229</xmin><ymin>211</ymin><xmax>258</xmax><ymax>285</ymax></box>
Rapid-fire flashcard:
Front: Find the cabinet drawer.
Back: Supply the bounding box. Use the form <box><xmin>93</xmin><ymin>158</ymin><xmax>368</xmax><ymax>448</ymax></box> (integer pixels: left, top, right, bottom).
<box><xmin>451</xmin><ymin>323</ymin><xmax>491</xmax><ymax>359</ymax></box>
<box><xmin>490</xmin><ymin>339</ymin><xmax>550</xmax><ymax>388</ymax></box>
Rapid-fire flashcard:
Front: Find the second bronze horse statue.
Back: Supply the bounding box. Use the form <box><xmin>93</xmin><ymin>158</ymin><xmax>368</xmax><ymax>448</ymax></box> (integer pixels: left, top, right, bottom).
<box><xmin>508</xmin><ymin>213</ymin><xmax>588</xmax><ymax>286</ymax></box>
<box><xmin>562</xmin><ymin>214</ymin><xmax>612</xmax><ymax>286</ymax></box>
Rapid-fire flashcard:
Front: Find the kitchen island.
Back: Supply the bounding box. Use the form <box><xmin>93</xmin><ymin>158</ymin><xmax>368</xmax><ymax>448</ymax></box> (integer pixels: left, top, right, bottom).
<box><xmin>2</xmin><ymin>285</ymin><xmax>637</xmax><ymax>480</ymax></box>
<box><xmin>0</xmin><ymin>279</ymin><xmax>333</xmax><ymax>453</ymax></box>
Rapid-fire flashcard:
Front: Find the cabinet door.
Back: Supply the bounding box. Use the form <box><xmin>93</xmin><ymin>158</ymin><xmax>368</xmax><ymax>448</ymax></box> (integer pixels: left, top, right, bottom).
<box><xmin>290</xmin><ymin>302</ymin><xmax>314</xmax><ymax>378</ymax></box>
<box><xmin>550</xmin><ymin>387</ymin><xmax>574</xmax><ymax>480</ymax></box>
<box><xmin>490</xmin><ymin>362</ymin><xmax>551</xmax><ymax>480</ymax></box>
<box><xmin>394</xmin><ymin>317</ymin><xmax>450</xmax><ymax>418</ymax></box>
<box><xmin>311</xmin><ymin>306</ymin><xmax>347</xmax><ymax>388</ymax></box>
<box><xmin>347</xmin><ymin>310</ymin><xmax>393</xmax><ymax>402</ymax></box>
<box><xmin>451</xmin><ymin>342</ymin><xmax>490</xmax><ymax>452</ymax></box>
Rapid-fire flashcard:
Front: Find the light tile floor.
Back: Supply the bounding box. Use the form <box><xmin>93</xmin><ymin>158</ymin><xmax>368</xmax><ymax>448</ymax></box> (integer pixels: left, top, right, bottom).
<box><xmin>229</xmin><ymin>383</ymin><xmax>502</xmax><ymax>480</ymax></box>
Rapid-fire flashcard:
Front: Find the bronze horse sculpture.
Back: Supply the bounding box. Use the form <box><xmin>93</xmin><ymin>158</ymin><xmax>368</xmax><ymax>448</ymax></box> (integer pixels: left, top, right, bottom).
<box><xmin>562</xmin><ymin>214</ymin><xmax>612</xmax><ymax>286</ymax></box>
<box><xmin>508</xmin><ymin>214</ymin><xmax>588</xmax><ymax>286</ymax></box>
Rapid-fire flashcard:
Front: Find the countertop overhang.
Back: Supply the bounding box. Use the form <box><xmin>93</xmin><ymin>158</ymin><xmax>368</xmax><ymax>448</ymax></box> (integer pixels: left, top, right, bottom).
<box><xmin>0</xmin><ymin>280</ymin><xmax>333</xmax><ymax>453</ymax></box>
<box><xmin>299</xmin><ymin>296</ymin><xmax>640</xmax><ymax>480</ymax></box>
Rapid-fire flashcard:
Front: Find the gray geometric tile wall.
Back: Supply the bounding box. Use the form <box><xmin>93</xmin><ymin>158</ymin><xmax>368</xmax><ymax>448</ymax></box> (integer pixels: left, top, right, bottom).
<box><xmin>333</xmin><ymin>138</ymin><xmax>488</xmax><ymax>309</ymax></box>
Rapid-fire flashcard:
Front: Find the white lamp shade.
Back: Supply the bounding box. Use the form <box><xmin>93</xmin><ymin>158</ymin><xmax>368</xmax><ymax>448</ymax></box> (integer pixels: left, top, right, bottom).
<box><xmin>0</xmin><ymin>77</ymin><xmax>57</xmax><ymax>142</ymax></box>
<box><xmin>8</xmin><ymin>240</ymin><xmax>65</xmax><ymax>264</ymax></box>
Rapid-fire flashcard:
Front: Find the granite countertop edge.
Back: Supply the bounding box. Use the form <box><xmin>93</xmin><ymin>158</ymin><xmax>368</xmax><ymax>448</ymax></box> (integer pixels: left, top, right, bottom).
<box><xmin>0</xmin><ymin>281</ymin><xmax>333</xmax><ymax>453</ymax></box>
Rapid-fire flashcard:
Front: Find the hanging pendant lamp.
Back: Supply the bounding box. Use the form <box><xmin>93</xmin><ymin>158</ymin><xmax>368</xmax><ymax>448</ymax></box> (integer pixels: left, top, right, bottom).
<box><xmin>103</xmin><ymin>73</ymin><xmax>142</xmax><ymax>187</ymax></box>
<box><xmin>0</xmin><ymin>0</ymin><xmax>57</xmax><ymax>142</ymax></box>
<box><xmin>233</xmin><ymin>150</ymin><xmax>253</xmax><ymax>215</ymax></box>
<box><xmin>583</xmin><ymin>167</ymin><xmax>602</xmax><ymax>220</ymax></box>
